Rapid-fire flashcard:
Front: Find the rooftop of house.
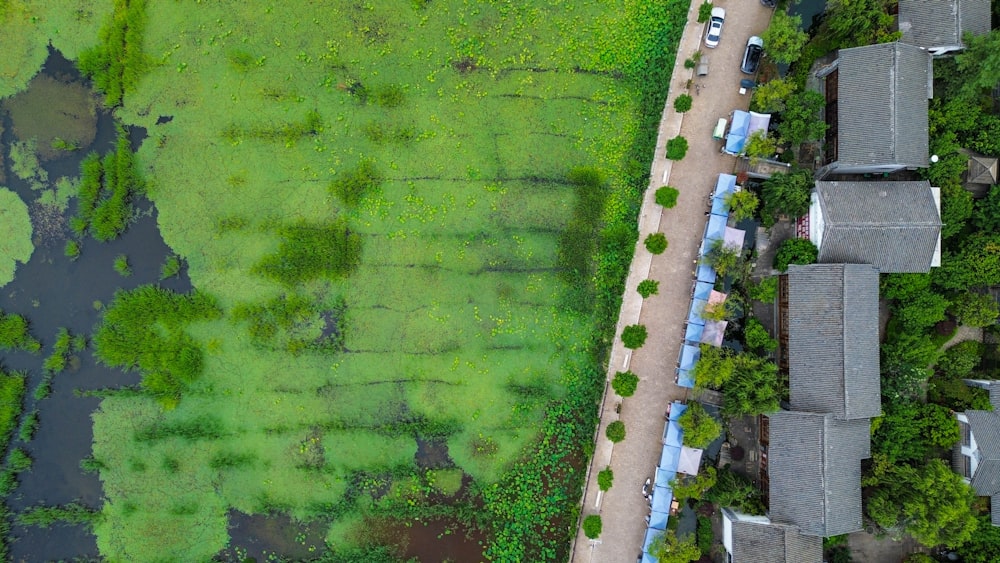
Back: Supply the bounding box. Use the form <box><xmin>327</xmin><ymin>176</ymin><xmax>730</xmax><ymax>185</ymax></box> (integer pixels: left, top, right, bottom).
<box><xmin>768</xmin><ymin>411</ymin><xmax>871</xmax><ymax>537</ymax></box>
<box><xmin>898</xmin><ymin>0</ymin><xmax>991</xmax><ymax>50</ymax></box>
<box><xmin>785</xmin><ymin>264</ymin><xmax>882</xmax><ymax>420</ymax></box>
<box><xmin>812</xmin><ymin>180</ymin><xmax>942</xmax><ymax>273</ymax></box>
<box><xmin>835</xmin><ymin>42</ymin><xmax>932</xmax><ymax>168</ymax></box>
<box><xmin>728</xmin><ymin>517</ymin><xmax>823</xmax><ymax>563</ymax></box>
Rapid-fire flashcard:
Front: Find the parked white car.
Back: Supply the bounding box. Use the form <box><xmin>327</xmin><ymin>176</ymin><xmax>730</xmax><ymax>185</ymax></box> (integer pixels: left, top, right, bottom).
<box><xmin>704</xmin><ymin>7</ymin><xmax>725</xmax><ymax>48</ymax></box>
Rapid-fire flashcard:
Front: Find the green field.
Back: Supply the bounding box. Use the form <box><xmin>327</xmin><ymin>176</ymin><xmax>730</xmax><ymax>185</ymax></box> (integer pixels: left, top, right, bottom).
<box><xmin>1</xmin><ymin>0</ymin><xmax>685</xmax><ymax>560</ymax></box>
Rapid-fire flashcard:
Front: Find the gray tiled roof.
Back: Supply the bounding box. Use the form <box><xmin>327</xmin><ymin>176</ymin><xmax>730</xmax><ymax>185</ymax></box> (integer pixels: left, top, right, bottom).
<box><xmin>768</xmin><ymin>411</ymin><xmax>870</xmax><ymax>537</ymax></box>
<box><xmin>814</xmin><ymin>181</ymin><xmax>941</xmax><ymax>273</ymax></box>
<box><xmin>837</xmin><ymin>42</ymin><xmax>931</xmax><ymax>168</ymax></box>
<box><xmin>786</xmin><ymin>264</ymin><xmax>881</xmax><ymax>419</ymax></box>
<box><xmin>898</xmin><ymin>0</ymin><xmax>991</xmax><ymax>49</ymax></box>
<box><xmin>730</xmin><ymin>520</ymin><xmax>823</xmax><ymax>563</ymax></box>
<box><xmin>966</xmin><ymin>410</ymin><xmax>1000</xmax><ymax>496</ymax></box>
<box><xmin>990</xmin><ymin>382</ymin><xmax>1000</xmax><ymax>411</ymax></box>
<box><xmin>992</xmin><ymin>494</ymin><xmax>1000</xmax><ymax>526</ymax></box>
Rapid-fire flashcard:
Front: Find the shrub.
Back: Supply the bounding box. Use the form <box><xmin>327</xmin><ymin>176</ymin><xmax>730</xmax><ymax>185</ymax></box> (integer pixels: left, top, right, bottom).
<box><xmin>598</xmin><ymin>468</ymin><xmax>614</xmax><ymax>491</ymax></box>
<box><xmin>160</xmin><ymin>255</ymin><xmax>182</xmax><ymax>280</ymax></box>
<box><xmin>772</xmin><ymin>238</ymin><xmax>817</xmax><ymax>272</ymax></box>
<box><xmin>666</xmin><ymin>136</ymin><xmax>689</xmax><ymax>160</ymax></box>
<box><xmin>113</xmin><ymin>254</ymin><xmax>132</xmax><ymax>277</ymax></box>
<box><xmin>697</xmin><ymin>1</ymin><xmax>713</xmax><ymax>23</ymax></box>
<box><xmin>684</xmin><ymin>58</ymin><xmax>696</xmax><ymax>69</ymax></box>
<box><xmin>655</xmin><ymin>186</ymin><xmax>679</xmax><ymax>208</ymax></box>
<box><xmin>9</xmin><ymin>447</ymin><xmax>31</xmax><ymax>473</ymax></box>
<box><xmin>0</xmin><ymin>313</ymin><xmax>41</xmax><ymax>353</ymax></box>
<box><xmin>645</xmin><ymin>233</ymin><xmax>668</xmax><ymax>254</ymax></box>
<box><xmin>621</xmin><ymin>325</ymin><xmax>648</xmax><ymax>349</ymax></box>
<box><xmin>19</xmin><ymin>410</ymin><xmax>38</xmax><ymax>442</ymax></box>
<box><xmin>64</xmin><ymin>240</ymin><xmax>81</xmax><ymax>260</ymax></box>
<box><xmin>606</xmin><ymin>421</ymin><xmax>626</xmax><ymax>443</ymax></box>
<box><xmin>329</xmin><ymin>159</ymin><xmax>383</xmax><ymax>208</ymax></box>
<box><xmin>936</xmin><ymin>340</ymin><xmax>984</xmax><ymax>380</ymax></box>
<box><xmin>747</xmin><ymin>276</ymin><xmax>778</xmax><ymax>302</ymax></box>
<box><xmin>744</xmin><ymin>317</ymin><xmax>777</xmax><ymax>353</ymax></box>
<box><xmin>696</xmin><ymin>516</ymin><xmax>713</xmax><ymax>554</ymax></box>
<box><xmin>674</xmin><ymin>94</ymin><xmax>692</xmax><ymax>113</ymax></box>
<box><xmin>637</xmin><ymin>279</ymin><xmax>659</xmax><ymax>298</ymax></box>
<box><xmin>950</xmin><ymin>292</ymin><xmax>1000</xmax><ymax>327</ymax></box>
<box><xmin>253</xmin><ymin>219</ymin><xmax>362</xmax><ymax>286</ymax></box>
<box><xmin>583</xmin><ymin>514</ymin><xmax>602</xmax><ymax>539</ymax></box>
<box><xmin>678</xmin><ymin>402</ymin><xmax>722</xmax><ymax>448</ymax></box>
<box><xmin>612</xmin><ymin>371</ymin><xmax>639</xmax><ymax>397</ymax></box>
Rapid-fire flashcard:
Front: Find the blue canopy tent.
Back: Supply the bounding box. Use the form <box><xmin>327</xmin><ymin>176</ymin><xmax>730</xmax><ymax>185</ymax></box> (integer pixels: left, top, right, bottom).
<box><xmin>705</xmin><ymin>214</ymin><xmax>727</xmax><ymax>242</ymax></box>
<box><xmin>679</xmin><ymin>344</ymin><xmax>701</xmax><ymax>373</ymax></box>
<box><xmin>711</xmin><ymin>195</ymin><xmax>730</xmax><ymax>217</ymax></box>
<box><xmin>649</xmin><ymin>509</ymin><xmax>669</xmax><ymax>531</ymax></box>
<box><xmin>687</xmin><ymin>299</ymin><xmax>708</xmax><ymax>326</ymax></box>
<box><xmin>677</xmin><ymin>368</ymin><xmax>695</xmax><ymax>388</ymax></box>
<box><xmin>669</xmin><ymin>401</ymin><xmax>688</xmax><ymax>421</ymax></box>
<box><xmin>693</xmin><ymin>281</ymin><xmax>713</xmax><ymax>301</ymax></box>
<box><xmin>695</xmin><ymin>263</ymin><xmax>717</xmax><ymax>284</ymax></box>
<box><xmin>652</xmin><ymin>485</ymin><xmax>674</xmax><ymax>514</ymax></box>
<box><xmin>714</xmin><ymin>174</ymin><xmax>737</xmax><ymax>199</ymax></box>
<box><xmin>659</xmin><ymin>444</ymin><xmax>681</xmax><ymax>469</ymax></box>
<box><xmin>656</xmin><ymin>466</ymin><xmax>677</xmax><ymax>487</ymax></box>
<box><xmin>724</xmin><ymin>111</ymin><xmax>750</xmax><ymax>155</ymax></box>
<box><xmin>642</xmin><ymin>529</ymin><xmax>660</xmax><ymax>563</ymax></box>
<box><xmin>684</xmin><ymin>321</ymin><xmax>704</xmax><ymax>344</ymax></box>
<box><xmin>664</xmin><ymin>419</ymin><xmax>683</xmax><ymax>447</ymax></box>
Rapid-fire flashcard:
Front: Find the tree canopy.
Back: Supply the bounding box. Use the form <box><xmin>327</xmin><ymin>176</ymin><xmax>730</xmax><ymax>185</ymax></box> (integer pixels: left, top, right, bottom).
<box><xmin>761</xmin><ymin>10</ymin><xmax>808</xmax><ymax>65</ymax></box>
<box><xmin>866</xmin><ymin>459</ymin><xmax>978</xmax><ymax>548</ymax></box>
<box><xmin>751</xmin><ymin>77</ymin><xmax>796</xmax><ymax>113</ymax></box>
<box><xmin>773</xmin><ymin>238</ymin><xmax>817</xmax><ymax>272</ymax></box>
<box><xmin>933</xmin><ymin>232</ymin><xmax>1000</xmax><ymax>291</ymax></box>
<box><xmin>761</xmin><ymin>169</ymin><xmax>813</xmax><ymax>225</ymax></box>
<box><xmin>678</xmin><ymin>402</ymin><xmax>721</xmax><ymax>448</ymax></box>
<box><xmin>647</xmin><ymin>530</ymin><xmax>701</xmax><ymax>563</ymax></box>
<box><xmin>871</xmin><ymin>400</ymin><xmax>959</xmax><ymax>465</ymax></box>
<box><xmin>775</xmin><ymin>90</ymin><xmax>828</xmax><ymax>146</ymax></box>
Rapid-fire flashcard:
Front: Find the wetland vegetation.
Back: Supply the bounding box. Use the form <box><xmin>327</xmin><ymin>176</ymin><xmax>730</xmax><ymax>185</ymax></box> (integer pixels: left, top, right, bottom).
<box><xmin>0</xmin><ymin>0</ymin><xmax>690</xmax><ymax>559</ymax></box>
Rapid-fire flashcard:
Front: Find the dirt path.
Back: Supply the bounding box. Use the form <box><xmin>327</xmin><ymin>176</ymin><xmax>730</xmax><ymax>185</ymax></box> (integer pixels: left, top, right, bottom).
<box><xmin>570</xmin><ymin>2</ymin><xmax>774</xmax><ymax>561</ymax></box>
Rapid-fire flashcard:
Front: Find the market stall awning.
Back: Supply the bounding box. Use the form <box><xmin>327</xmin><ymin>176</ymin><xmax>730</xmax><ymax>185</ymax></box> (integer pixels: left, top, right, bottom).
<box><xmin>649</xmin><ymin>509</ymin><xmax>669</xmax><ymax>531</ymax></box>
<box><xmin>696</xmin><ymin>263</ymin><xmax>717</xmax><ymax>284</ymax></box>
<box><xmin>715</xmin><ymin>174</ymin><xmax>737</xmax><ymax>199</ymax></box>
<box><xmin>664</xmin><ymin>419</ymin><xmax>683</xmax><ymax>447</ymax></box>
<box><xmin>679</xmin><ymin>344</ymin><xmax>701</xmax><ymax>372</ymax></box>
<box><xmin>687</xmin><ymin>299</ymin><xmax>707</xmax><ymax>326</ymax></box>
<box><xmin>659</xmin><ymin>444</ymin><xmax>681</xmax><ymax>470</ymax></box>
<box><xmin>693</xmin><ymin>281</ymin><xmax>714</xmax><ymax>301</ymax></box>
<box><xmin>684</xmin><ymin>322</ymin><xmax>704</xmax><ymax>344</ymax></box>
<box><xmin>705</xmin><ymin>214</ymin><xmax>727</xmax><ymax>242</ymax></box>
<box><xmin>651</xmin><ymin>485</ymin><xmax>674</xmax><ymax>514</ymax></box>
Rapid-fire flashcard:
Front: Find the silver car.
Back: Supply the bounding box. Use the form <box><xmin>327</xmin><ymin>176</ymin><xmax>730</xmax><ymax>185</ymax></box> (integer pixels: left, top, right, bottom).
<box><xmin>704</xmin><ymin>7</ymin><xmax>725</xmax><ymax>48</ymax></box>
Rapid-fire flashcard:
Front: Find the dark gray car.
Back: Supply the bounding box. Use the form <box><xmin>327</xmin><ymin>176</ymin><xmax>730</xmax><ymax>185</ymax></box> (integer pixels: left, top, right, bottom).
<box><xmin>741</xmin><ymin>36</ymin><xmax>764</xmax><ymax>74</ymax></box>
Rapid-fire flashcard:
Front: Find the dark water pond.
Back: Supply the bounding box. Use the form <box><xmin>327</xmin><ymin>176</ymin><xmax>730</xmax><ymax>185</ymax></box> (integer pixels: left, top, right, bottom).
<box><xmin>0</xmin><ymin>48</ymin><xmax>187</xmax><ymax>561</ymax></box>
<box><xmin>788</xmin><ymin>0</ymin><xmax>828</xmax><ymax>35</ymax></box>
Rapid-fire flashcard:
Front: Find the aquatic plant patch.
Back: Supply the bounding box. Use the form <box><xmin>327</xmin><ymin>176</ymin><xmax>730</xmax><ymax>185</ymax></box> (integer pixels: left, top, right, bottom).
<box><xmin>0</xmin><ymin>188</ymin><xmax>33</xmax><ymax>288</ymax></box>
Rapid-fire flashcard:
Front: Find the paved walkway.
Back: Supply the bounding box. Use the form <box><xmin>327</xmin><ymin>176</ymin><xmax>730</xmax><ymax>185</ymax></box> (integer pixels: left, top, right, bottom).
<box><xmin>571</xmin><ymin>2</ymin><xmax>774</xmax><ymax>561</ymax></box>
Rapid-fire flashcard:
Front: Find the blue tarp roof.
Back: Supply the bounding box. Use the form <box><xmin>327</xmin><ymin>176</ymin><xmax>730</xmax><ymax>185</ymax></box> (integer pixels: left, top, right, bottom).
<box><xmin>660</xmin><ymin>444</ymin><xmax>681</xmax><ymax>468</ymax></box>
<box><xmin>651</xmin><ymin>484</ymin><xmax>674</xmax><ymax>513</ymax></box>
<box><xmin>677</xmin><ymin>369</ymin><xmax>695</xmax><ymax>388</ymax></box>
<box><xmin>650</xmin><ymin>509</ymin><xmax>669</xmax><ymax>531</ymax></box>
<box><xmin>706</xmin><ymin>214</ymin><xmax>727</xmax><ymax>242</ymax></box>
<box><xmin>724</xmin><ymin>111</ymin><xmax>750</xmax><ymax>155</ymax></box>
<box><xmin>715</xmin><ymin>174</ymin><xmax>737</xmax><ymax>198</ymax></box>
<box><xmin>696</xmin><ymin>263</ymin><xmax>717</xmax><ymax>284</ymax></box>
<box><xmin>687</xmin><ymin>299</ymin><xmax>707</xmax><ymax>326</ymax></box>
<box><xmin>684</xmin><ymin>322</ymin><xmax>704</xmax><ymax>344</ymax></box>
<box><xmin>656</xmin><ymin>466</ymin><xmax>677</xmax><ymax>487</ymax></box>
<box><xmin>679</xmin><ymin>344</ymin><xmax>701</xmax><ymax>371</ymax></box>
<box><xmin>694</xmin><ymin>281</ymin><xmax>713</xmax><ymax>301</ymax></box>
<box><xmin>670</xmin><ymin>401</ymin><xmax>688</xmax><ymax>421</ymax></box>
<box><xmin>711</xmin><ymin>195</ymin><xmax>730</xmax><ymax>217</ymax></box>
<box><xmin>665</xmin><ymin>420</ymin><xmax>683</xmax><ymax>447</ymax></box>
